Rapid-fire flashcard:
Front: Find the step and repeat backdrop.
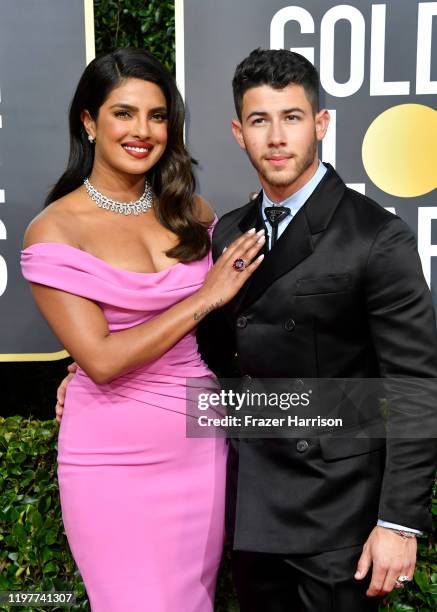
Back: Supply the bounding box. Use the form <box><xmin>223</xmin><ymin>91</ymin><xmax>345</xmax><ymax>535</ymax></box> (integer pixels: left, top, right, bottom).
<box><xmin>0</xmin><ymin>0</ymin><xmax>435</xmax><ymax>360</ymax></box>
<box><xmin>0</xmin><ymin>0</ymin><xmax>94</xmax><ymax>361</ymax></box>
<box><xmin>177</xmin><ymin>0</ymin><xmax>437</xmax><ymax>298</ymax></box>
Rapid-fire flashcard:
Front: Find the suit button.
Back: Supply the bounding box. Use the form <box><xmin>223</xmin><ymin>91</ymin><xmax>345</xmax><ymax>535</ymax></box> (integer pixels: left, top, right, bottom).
<box><xmin>296</xmin><ymin>440</ymin><xmax>309</xmax><ymax>453</ymax></box>
<box><xmin>236</xmin><ymin>316</ymin><xmax>248</xmax><ymax>329</ymax></box>
<box><xmin>294</xmin><ymin>379</ymin><xmax>304</xmax><ymax>391</ymax></box>
<box><xmin>284</xmin><ymin>318</ymin><xmax>296</xmax><ymax>332</ymax></box>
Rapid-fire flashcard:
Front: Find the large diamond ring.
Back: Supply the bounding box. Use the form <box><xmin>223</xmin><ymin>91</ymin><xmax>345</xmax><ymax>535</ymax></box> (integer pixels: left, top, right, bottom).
<box><xmin>396</xmin><ymin>575</ymin><xmax>412</xmax><ymax>583</ymax></box>
<box><xmin>233</xmin><ymin>258</ymin><xmax>246</xmax><ymax>271</ymax></box>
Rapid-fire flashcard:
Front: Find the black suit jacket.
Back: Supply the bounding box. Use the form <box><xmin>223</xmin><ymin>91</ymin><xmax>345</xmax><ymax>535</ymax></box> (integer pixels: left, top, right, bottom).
<box><xmin>197</xmin><ymin>164</ymin><xmax>437</xmax><ymax>554</ymax></box>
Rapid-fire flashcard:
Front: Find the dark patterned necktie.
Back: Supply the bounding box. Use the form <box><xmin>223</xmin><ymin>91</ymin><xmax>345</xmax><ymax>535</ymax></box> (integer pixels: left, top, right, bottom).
<box><xmin>264</xmin><ymin>206</ymin><xmax>290</xmax><ymax>248</ymax></box>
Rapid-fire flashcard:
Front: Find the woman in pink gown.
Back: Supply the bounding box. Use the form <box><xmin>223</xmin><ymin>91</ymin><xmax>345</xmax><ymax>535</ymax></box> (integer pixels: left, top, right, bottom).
<box><xmin>20</xmin><ymin>48</ymin><xmax>265</xmax><ymax>611</ymax></box>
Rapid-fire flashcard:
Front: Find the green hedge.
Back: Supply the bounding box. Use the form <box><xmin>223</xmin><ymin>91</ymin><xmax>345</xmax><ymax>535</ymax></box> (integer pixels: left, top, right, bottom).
<box><xmin>0</xmin><ymin>417</ymin><xmax>87</xmax><ymax>611</ymax></box>
<box><xmin>1</xmin><ymin>416</ymin><xmax>435</xmax><ymax>611</ymax></box>
<box><xmin>94</xmin><ymin>0</ymin><xmax>175</xmax><ymax>72</ymax></box>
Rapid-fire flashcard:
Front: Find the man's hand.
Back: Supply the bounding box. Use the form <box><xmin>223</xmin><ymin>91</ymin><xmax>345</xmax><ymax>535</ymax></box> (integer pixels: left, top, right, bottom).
<box><xmin>355</xmin><ymin>526</ymin><xmax>416</xmax><ymax>596</ymax></box>
<box><xmin>55</xmin><ymin>362</ymin><xmax>77</xmax><ymax>423</ymax></box>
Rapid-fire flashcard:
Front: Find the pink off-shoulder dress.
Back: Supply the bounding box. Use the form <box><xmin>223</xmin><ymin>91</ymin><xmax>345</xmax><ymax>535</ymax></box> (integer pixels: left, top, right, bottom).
<box><xmin>21</xmin><ymin>227</ymin><xmax>227</xmax><ymax>612</ymax></box>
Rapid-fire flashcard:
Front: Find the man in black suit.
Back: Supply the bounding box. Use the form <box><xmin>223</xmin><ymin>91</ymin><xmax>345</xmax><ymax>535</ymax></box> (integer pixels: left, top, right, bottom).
<box><xmin>197</xmin><ymin>49</ymin><xmax>437</xmax><ymax>611</ymax></box>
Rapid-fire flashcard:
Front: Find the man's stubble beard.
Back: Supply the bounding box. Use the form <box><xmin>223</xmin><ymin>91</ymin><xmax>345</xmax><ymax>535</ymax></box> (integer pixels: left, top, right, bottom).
<box><xmin>246</xmin><ymin>136</ymin><xmax>318</xmax><ymax>189</ymax></box>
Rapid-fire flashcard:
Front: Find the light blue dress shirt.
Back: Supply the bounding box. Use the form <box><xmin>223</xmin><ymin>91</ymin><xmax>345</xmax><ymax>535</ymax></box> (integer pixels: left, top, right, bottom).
<box><xmin>261</xmin><ymin>160</ymin><xmax>421</xmax><ymax>535</ymax></box>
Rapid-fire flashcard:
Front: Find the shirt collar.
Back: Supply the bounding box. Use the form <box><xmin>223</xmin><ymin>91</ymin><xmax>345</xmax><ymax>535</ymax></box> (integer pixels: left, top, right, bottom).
<box><xmin>261</xmin><ymin>161</ymin><xmax>327</xmax><ymax>218</ymax></box>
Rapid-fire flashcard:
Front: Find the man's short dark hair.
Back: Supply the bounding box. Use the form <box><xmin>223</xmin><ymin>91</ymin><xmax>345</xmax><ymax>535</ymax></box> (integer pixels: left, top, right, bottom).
<box><xmin>232</xmin><ymin>48</ymin><xmax>320</xmax><ymax>120</ymax></box>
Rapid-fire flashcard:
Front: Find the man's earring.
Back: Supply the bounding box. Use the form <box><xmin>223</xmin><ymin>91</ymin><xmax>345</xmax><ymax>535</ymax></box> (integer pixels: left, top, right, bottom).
<box><xmin>88</xmin><ymin>134</ymin><xmax>95</xmax><ymax>144</ymax></box>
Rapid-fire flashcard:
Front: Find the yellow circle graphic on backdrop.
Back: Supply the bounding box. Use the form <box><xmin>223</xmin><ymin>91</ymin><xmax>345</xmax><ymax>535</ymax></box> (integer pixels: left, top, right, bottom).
<box><xmin>362</xmin><ymin>104</ymin><xmax>437</xmax><ymax>198</ymax></box>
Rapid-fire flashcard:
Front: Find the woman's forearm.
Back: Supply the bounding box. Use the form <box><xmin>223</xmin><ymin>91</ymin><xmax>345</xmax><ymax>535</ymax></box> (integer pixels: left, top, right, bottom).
<box><xmin>83</xmin><ymin>289</ymin><xmax>218</xmax><ymax>383</ymax></box>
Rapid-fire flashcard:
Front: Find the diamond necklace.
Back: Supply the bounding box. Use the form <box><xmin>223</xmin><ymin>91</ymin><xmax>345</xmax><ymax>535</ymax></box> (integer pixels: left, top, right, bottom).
<box><xmin>83</xmin><ymin>177</ymin><xmax>153</xmax><ymax>216</ymax></box>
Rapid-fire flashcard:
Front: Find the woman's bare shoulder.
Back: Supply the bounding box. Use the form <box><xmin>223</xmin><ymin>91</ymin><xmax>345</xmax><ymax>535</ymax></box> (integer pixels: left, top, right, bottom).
<box><xmin>23</xmin><ymin>189</ymin><xmax>84</xmax><ymax>249</ymax></box>
<box><xmin>193</xmin><ymin>194</ymin><xmax>216</xmax><ymax>225</ymax></box>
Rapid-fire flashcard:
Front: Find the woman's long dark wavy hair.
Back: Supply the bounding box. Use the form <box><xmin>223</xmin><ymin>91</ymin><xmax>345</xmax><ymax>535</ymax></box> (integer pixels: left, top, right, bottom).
<box><xmin>44</xmin><ymin>48</ymin><xmax>210</xmax><ymax>262</ymax></box>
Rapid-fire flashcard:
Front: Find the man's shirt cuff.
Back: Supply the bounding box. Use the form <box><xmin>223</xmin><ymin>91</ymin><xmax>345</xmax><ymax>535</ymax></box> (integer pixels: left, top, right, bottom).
<box><xmin>377</xmin><ymin>519</ymin><xmax>422</xmax><ymax>535</ymax></box>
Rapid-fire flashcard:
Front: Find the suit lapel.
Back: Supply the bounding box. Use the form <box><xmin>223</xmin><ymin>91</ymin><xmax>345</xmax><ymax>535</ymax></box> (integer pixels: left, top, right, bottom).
<box><xmin>239</xmin><ymin>205</ymin><xmax>313</xmax><ymax>311</ymax></box>
<box><xmin>237</xmin><ymin>164</ymin><xmax>346</xmax><ymax>313</ymax></box>
<box><xmin>238</xmin><ymin>192</ymin><xmax>266</xmax><ymax>234</ymax></box>
<box><xmin>305</xmin><ymin>163</ymin><xmax>346</xmax><ymax>233</ymax></box>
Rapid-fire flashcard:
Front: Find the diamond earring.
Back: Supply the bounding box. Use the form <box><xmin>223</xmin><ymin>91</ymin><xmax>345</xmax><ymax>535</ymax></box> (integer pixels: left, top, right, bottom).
<box><xmin>87</xmin><ymin>134</ymin><xmax>95</xmax><ymax>144</ymax></box>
